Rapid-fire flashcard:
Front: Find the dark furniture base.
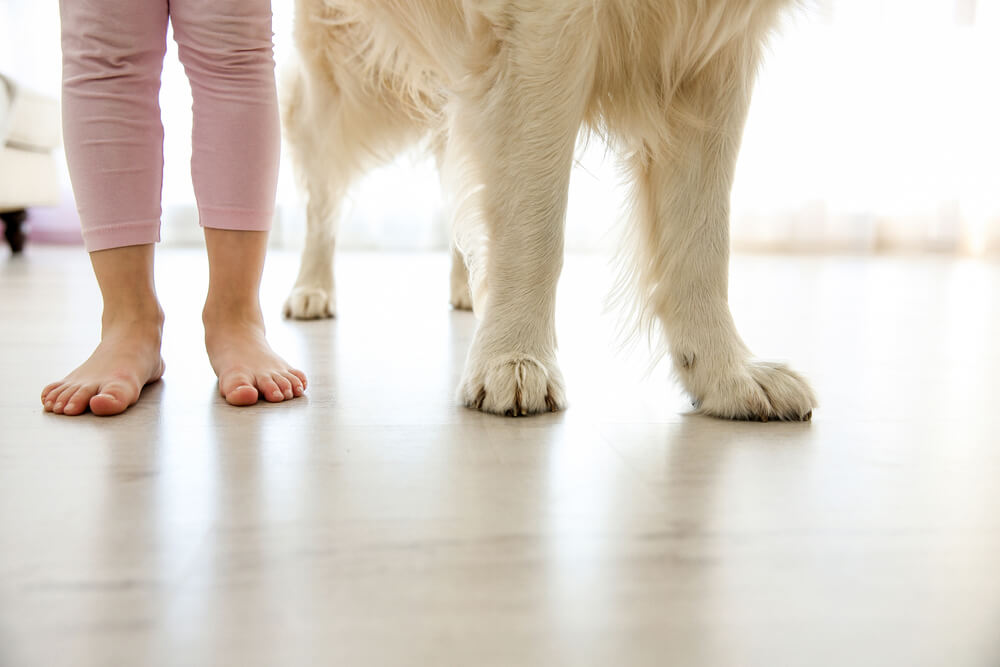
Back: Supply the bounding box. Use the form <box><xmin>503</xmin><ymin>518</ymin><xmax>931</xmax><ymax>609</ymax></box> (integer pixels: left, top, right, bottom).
<box><xmin>1</xmin><ymin>209</ymin><xmax>27</xmax><ymax>253</ymax></box>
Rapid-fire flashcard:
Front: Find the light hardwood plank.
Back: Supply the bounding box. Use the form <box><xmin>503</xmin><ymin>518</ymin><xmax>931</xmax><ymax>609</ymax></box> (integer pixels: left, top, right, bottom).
<box><xmin>1</xmin><ymin>247</ymin><xmax>998</xmax><ymax>666</ymax></box>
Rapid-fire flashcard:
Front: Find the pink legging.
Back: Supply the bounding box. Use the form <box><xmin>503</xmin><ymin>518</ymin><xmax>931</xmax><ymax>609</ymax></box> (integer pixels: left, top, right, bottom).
<box><xmin>60</xmin><ymin>0</ymin><xmax>279</xmax><ymax>252</ymax></box>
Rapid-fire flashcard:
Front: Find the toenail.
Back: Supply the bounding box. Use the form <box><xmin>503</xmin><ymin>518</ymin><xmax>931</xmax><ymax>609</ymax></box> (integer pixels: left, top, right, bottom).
<box><xmin>54</xmin><ymin>402</ymin><xmax>63</xmax><ymax>410</ymax></box>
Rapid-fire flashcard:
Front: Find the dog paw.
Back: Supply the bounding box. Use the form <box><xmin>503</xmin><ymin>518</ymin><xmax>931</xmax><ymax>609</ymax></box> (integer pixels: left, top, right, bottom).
<box><xmin>460</xmin><ymin>353</ymin><xmax>566</xmax><ymax>416</ymax></box>
<box><xmin>696</xmin><ymin>361</ymin><xmax>816</xmax><ymax>422</ymax></box>
<box><xmin>450</xmin><ymin>281</ymin><xmax>474</xmax><ymax>311</ymax></box>
<box><xmin>283</xmin><ymin>286</ymin><xmax>336</xmax><ymax>320</ymax></box>
<box><xmin>449</xmin><ymin>247</ymin><xmax>474</xmax><ymax>311</ymax></box>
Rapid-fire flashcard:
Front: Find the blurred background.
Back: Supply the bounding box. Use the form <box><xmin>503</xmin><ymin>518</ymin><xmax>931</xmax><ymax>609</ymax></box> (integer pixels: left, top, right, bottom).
<box><xmin>2</xmin><ymin>0</ymin><xmax>998</xmax><ymax>255</ymax></box>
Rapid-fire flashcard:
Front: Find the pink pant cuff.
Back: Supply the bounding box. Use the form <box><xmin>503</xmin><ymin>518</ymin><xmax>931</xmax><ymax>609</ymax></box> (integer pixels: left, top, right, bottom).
<box><xmin>199</xmin><ymin>206</ymin><xmax>274</xmax><ymax>232</ymax></box>
<box><xmin>82</xmin><ymin>220</ymin><xmax>161</xmax><ymax>252</ymax></box>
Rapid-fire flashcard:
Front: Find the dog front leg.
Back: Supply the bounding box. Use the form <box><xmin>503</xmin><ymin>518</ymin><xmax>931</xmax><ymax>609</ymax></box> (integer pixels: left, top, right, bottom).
<box><xmin>455</xmin><ymin>14</ymin><xmax>596</xmax><ymax>416</ymax></box>
<box><xmin>627</xmin><ymin>46</ymin><xmax>816</xmax><ymax>421</ymax></box>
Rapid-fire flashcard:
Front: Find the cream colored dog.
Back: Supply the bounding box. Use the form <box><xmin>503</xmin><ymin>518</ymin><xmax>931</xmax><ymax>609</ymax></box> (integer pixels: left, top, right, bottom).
<box><xmin>282</xmin><ymin>0</ymin><xmax>817</xmax><ymax>421</ymax></box>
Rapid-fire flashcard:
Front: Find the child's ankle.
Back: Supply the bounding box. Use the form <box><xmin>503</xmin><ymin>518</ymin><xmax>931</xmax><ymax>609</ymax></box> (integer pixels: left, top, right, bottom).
<box><xmin>101</xmin><ymin>302</ymin><xmax>165</xmax><ymax>334</ymax></box>
<box><xmin>203</xmin><ymin>299</ymin><xmax>264</xmax><ymax>331</ymax></box>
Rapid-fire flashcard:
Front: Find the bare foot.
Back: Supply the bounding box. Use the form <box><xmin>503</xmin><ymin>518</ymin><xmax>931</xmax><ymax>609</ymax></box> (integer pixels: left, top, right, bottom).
<box><xmin>204</xmin><ymin>315</ymin><xmax>306</xmax><ymax>407</ymax></box>
<box><xmin>41</xmin><ymin>318</ymin><xmax>165</xmax><ymax>417</ymax></box>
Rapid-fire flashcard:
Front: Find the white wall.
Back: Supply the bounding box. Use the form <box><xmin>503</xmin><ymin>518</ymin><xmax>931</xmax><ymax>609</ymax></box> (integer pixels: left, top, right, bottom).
<box><xmin>3</xmin><ymin>1</ymin><xmax>998</xmax><ymax>254</ymax></box>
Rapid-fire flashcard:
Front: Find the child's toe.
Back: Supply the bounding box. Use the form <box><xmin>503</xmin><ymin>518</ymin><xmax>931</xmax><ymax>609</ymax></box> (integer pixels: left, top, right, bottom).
<box><xmin>52</xmin><ymin>384</ymin><xmax>81</xmax><ymax>414</ymax></box>
<box><xmin>289</xmin><ymin>368</ymin><xmax>307</xmax><ymax>390</ymax></box>
<box><xmin>219</xmin><ymin>370</ymin><xmax>258</xmax><ymax>406</ymax></box>
<box><xmin>257</xmin><ymin>375</ymin><xmax>284</xmax><ymax>402</ymax></box>
<box><xmin>64</xmin><ymin>384</ymin><xmax>98</xmax><ymax>415</ymax></box>
<box><xmin>90</xmin><ymin>379</ymin><xmax>140</xmax><ymax>416</ymax></box>
<box><xmin>227</xmin><ymin>385</ymin><xmax>259</xmax><ymax>406</ymax></box>
<box><xmin>273</xmin><ymin>373</ymin><xmax>294</xmax><ymax>399</ymax></box>
<box><xmin>41</xmin><ymin>381</ymin><xmax>64</xmax><ymax>405</ymax></box>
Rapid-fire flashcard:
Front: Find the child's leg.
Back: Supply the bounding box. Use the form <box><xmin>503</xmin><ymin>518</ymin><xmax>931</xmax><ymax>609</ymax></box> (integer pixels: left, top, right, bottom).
<box><xmin>59</xmin><ymin>0</ymin><xmax>168</xmax><ymax>251</ymax></box>
<box><xmin>171</xmin><ymin>0</ymin><xmax>306</xmax><ymax>405</ymax></box>
<box><xmin>41</xmin><ymin>246</ymin><xmax>165</xmax><ymax>416</ymax></box>
<box><xmin>203</xmin><ymin>229</ymin><xmax>306</xmax><ymax>406</ymax></box>
<box><xmin>43</xmin><ymin>0</ymin><xmax>169</xmax><ymax>416</ymax></box>
<box><xmin>170</xmin><ymin>0</ymin><xmax>280</xmax><ymax>233</ymax></box>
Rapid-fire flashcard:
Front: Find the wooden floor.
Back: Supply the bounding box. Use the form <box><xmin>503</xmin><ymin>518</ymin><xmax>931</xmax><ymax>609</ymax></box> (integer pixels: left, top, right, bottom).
<box><xmin>1</xmin><ymin>246</ymin><xmax>999</xmax><ymax>666</ymax></box>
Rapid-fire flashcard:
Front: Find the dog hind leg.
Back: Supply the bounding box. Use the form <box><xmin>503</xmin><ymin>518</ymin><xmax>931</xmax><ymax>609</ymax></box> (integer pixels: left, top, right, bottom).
<box><xmin>282</xmin><ymin>39</ymin><xmax>428</xmax><ymax>319</ymax></box>
<box><xmin>431</xmin><ymin>135</ymin><xmax>476</xmax><ymax>312</ymax></box>
<box><xmin>448</xmin><ymin>243</ymin><xmax>474</xmax><ymax>311</ymax></box>
<box><xmin>623</xmin><ymin>43</ymin><xmax>816</xmax><ymax>421</ymax></box>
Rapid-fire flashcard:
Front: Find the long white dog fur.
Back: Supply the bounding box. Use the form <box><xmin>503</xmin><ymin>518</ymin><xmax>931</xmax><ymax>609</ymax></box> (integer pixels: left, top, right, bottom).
<box><xmin>281</xmin><ymin>0</ymin><xmax>817</xmax><ymax>421</ymax></box>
